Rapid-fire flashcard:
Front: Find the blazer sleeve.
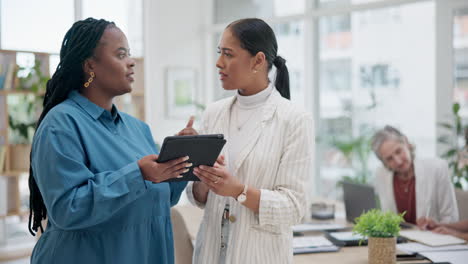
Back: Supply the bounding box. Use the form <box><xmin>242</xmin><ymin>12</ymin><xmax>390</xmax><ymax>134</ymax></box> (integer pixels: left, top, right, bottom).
<box><xmin>257</xmin><ymin>112</ymin><xmax>314</xmax><ymax>228</ymax></box>
<box><xmin>435</xmin><ymin>160</ymin><xmax>459</xmax><ymax>223</ymax></box>
<box><xmin>32</xmin><ymin>125</ymin><xmax>148</xmax><ymax>231</ymax></box>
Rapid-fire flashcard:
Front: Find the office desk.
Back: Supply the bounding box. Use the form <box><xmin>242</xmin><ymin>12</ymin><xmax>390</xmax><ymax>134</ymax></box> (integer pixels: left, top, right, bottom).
<box><xmin>294</xmin><ymin>246</ymin><xmax>369</xmax><ymax>264</ymax></box>
<box><xmin>292</xmin><ymin>198</ymin><xmax>431</xmax><ymax>264</ymax></box>
<box><xmin>173</xmin><ymin>199</ymin><xmax>433</xmax><ymax>264</ymax></box>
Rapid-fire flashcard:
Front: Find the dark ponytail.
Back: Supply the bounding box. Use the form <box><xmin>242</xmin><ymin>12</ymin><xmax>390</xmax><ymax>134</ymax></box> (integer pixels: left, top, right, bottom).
<box><xmin>227</xmin><ymin>18</ymin><xmax>290</xmax><ymax>100</ymax></box>
<box><xmin>273</xmin><ymin>56</ymin><xmax>290</xmax><ymax>99</ymax></box>
<box><xmin>28</xmin><ymin>18</ymin><xmax>115</xmax><ymax>236</ymax></box>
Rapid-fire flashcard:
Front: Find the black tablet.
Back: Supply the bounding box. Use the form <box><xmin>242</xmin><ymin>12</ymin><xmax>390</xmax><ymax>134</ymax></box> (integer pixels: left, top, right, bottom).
<box><xmin>157</xmin><ymin>134</ymin><xmax>226</xmax><ymax>182</ymax></box>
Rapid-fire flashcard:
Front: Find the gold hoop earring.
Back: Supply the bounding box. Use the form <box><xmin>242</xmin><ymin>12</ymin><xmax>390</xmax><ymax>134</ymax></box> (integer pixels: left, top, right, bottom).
<box><xmin>84</xmin><ymin>71</ymin><xmax>95</xmax><ymax>88</ymax></box>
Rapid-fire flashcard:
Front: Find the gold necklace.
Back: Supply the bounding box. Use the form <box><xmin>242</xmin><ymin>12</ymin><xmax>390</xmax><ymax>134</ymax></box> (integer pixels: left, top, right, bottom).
<box><xmin>233</xmin><ymin>107</ymin><xmax>261</xmax><ymax>131</ymax></box>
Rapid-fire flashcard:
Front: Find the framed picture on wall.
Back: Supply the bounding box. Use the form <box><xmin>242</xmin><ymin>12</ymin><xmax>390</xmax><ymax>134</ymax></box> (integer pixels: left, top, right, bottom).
<box><xmin>165</xmin><ymin>67</ymin><xmax>198</xmax><ymax>119</ymax></box>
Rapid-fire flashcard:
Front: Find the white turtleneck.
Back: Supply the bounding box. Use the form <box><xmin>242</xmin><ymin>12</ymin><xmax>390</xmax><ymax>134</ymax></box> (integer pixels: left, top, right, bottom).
<box><xmin>228</xmin><ymin>83</ymin><xmax>274</xmax><ymax>171</ymax></box>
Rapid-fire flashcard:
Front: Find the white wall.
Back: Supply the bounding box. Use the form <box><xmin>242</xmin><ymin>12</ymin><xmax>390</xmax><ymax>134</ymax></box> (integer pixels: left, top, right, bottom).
<box><xmin>143</xmin><ymin>0</ymin><xmax>208</xmax><ymax>144</ymax></box>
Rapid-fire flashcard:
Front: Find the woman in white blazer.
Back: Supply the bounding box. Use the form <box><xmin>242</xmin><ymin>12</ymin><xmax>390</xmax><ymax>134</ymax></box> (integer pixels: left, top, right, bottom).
<box><xmin>372</xmin><ymin>125</ymin><xmax>458</xmax><ymax>224</ymax></box>
<box><xmin>177</xmin><ymin>18</ymin><xmax>314</xmax><ymax>264</ymax></box>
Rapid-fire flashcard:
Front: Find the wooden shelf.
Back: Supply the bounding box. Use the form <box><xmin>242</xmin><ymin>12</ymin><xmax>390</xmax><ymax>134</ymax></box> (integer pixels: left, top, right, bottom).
<box><xmin>0</xmin><ymin>90</ymin><xmax>45</xmax><ymax>96</ymax></box>
<box><xmin>0</xmin><ymin>170</ymin><xmax>28</xmax><ymax>177</ymax></box>
<box><xmin>0</xmin><ymin>209</ymin><xmax>28</xmax><ymax>219</ymax></box>
<box><xmin>0</xmin><ymin>48</ymin><xmax>57</xmax><ymax>56</ymax></box>
<box><xmin>0</xmin><ymin>240</ymin><xmax>36</xmax><ymax>262</ymax></box>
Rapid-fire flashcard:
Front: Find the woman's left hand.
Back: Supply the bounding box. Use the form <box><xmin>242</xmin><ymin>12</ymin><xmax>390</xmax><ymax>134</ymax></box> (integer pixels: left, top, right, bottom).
<box><xmin>432</xmin><ymin>226</ymin><xmax>463</xmax><ymax>239</ymax></box>
<box><xmin>193</xmin><ymin>158</ymin><xmax>243</xmax><ymax>198</ymax></box>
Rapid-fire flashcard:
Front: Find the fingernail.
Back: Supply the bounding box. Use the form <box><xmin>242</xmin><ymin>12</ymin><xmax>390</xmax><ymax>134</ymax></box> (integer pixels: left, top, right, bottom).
<box><xmin>183</xmin><ymin>169</ymin><xmax>189</xmax><ymax>173</ymax></box>
<box><xmin>186</xmin><ymin>163</ymin><xmax>193</xmax><ymax>167</ymax></box>
<box><xmin>177</xmin><ymin>175</ymin><xmax>184</xmax><ymax>178</ymax></box>
<box><xmin>184</xmin><ymin>156</ymin><xmax>190</xmax><ymax>161</ymax></box>
<box><xmin>200</xmin><ymin>165</ymin><xmax>205</xmax><ymax>169</ymax></box>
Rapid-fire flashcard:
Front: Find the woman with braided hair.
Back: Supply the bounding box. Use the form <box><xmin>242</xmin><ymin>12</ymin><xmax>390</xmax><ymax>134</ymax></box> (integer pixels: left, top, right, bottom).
<box><xmin>177</xmin><ymin>18</ymin><xmax>314</xmax><ymax>264</ymax></box>
<box><xmin>29</xmin><ymin>18</ymin><xmax>189</xmax><ymax>264</ymax></box>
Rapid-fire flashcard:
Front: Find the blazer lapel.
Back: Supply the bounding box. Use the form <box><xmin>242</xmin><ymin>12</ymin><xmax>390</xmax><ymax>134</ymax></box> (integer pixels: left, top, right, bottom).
<box><xmin>210</xmin><ymin>96</ymin><xmax>235</xmax><ymax>169</ymax></box>
<box><xmin>232</xmin><ymin>91</ymin><xmax>279</xmax><ymax>176</ymax></box>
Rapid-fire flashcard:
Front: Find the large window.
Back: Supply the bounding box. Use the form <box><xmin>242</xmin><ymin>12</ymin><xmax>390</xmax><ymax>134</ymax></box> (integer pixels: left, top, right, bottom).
<box><xmin>82</xmin><ymin>0</ymin><xmax>143</xmax><ymax>57</ymax></box>
<box><xmin>214</xmin><ymin>0</ymin><xmax>305</xmax><ymax>24</ymax></box>
<box><xmin>318</xmin><ymin>2</ymin><xmax>436</xmax><ymax>197</ymax></box>
<box><xmin>1</xmin><ymin>0</ymin><xmax>74</xmax><ymax>53</ymax></box>
<box><xmin>454</xmin><ymin>8</ymin><xmax>468</xmax><ymax>115</ymax></box>
<box><xmin>275</xmin><ymin>21</ymin><xmax>305</xmax><ymax>106</ymax></box>
<box><xmin>208</xmin><ymin>0</ymin><xmax>456</xmax><ymax>198</ymax></box>
<box><xmin>1</xmin><ymin>0</ymin><xmax>143</xmax><ymax>56</ymax></box>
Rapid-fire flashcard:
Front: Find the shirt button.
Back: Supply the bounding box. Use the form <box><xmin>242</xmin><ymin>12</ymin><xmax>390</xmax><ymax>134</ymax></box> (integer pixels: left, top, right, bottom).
<box><xmin>229</xmin><ymin>215</ymin><xmax>236</xmax><ymax>223</ymax></box>
<box><xmin>221</xmin><ymin>243</ymin><xmax>226</xmax><ymax>249</ymax></box>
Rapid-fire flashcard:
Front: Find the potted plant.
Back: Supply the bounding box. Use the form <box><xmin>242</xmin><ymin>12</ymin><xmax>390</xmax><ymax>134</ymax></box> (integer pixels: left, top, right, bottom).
<box><xmin>353</xmin><ymin>209</ymin><xmax>404</xmax><ymax>264</ymax></box>
<box><xmin>331</xmin><ymin>132</ymin><xmax>373</xmax><ymax>184</ymax></box>
<box><xmin>438</xmin><ymin>102</ymin><xmax>468</xmax><ymax>189</ymax></box>
<box><xmin>7</xmin><ymin>59</ymin><xmax>45</xmax><ymax>171</ymax></box>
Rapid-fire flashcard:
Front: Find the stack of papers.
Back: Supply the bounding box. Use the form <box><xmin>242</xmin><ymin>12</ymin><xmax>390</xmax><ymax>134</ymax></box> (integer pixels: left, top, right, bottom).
<box><xmin>292</xmin><ymin>223</ymin><xmax>347</xmax><ymax>233</ymax></box>
<box><xmin>400</xmin><ymin>230</ymin><xmax>466</xmax><ymax>246</ymax></box>
<box><xmin>293</xmin><ymin>235</ymin><xmax>340</xmax><ymax>254</ymax></box>
<box><xmin>397</xmin><ymin>240</ymin><xmax>468</xmax><ymax>264</ymax></box>
<box><xmin>328</xmin><ymin>231</ymin><xmax>365</xmax><ymax>241</ymax></box>
<box><xmin>397</xmin><ymin>242</ymin><xmax>468</xmax><ymax>254</ymax></box>
<box><xmin>419</xmin><ymin>250</ymin><xmax>468</xmax><ymax>264</ymax></box>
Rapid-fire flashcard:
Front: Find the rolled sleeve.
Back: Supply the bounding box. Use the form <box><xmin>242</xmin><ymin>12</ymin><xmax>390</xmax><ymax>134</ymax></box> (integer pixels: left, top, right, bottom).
<box><xmin>186</xmin><ymin>182</ymin><xmax>206</xmax><ymax>209</ymax></box>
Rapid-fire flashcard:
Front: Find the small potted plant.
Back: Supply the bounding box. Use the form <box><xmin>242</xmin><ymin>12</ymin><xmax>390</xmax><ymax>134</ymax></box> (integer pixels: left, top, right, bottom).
<box><xmin>353</xmin><ymin>209</ymin><xmax>404</xmax><ymax>264</ymax></box>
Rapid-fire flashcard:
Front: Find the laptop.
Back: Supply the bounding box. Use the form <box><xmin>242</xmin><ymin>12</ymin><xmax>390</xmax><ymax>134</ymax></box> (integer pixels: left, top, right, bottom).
<box><xmin>341</xmin><ymin>181</ymin><xmax>414</xmax><ymax>227</ymax></box>
<box><xmin>341</xmin><ymin>181</ymin><xmax>378</xmax><ymax>223</ymax></box>
<box><xmin>325</xmin><ymin>181</ymin><xmax>407</xmax><ymax>246</ymax></box>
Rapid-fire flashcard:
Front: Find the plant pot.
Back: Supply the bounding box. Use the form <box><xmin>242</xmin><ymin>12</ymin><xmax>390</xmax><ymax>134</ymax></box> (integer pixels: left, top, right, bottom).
<box><xmin>368</xmin><ymin>236</ymin><xmax>396</xmax><ymax>264</ymax></box>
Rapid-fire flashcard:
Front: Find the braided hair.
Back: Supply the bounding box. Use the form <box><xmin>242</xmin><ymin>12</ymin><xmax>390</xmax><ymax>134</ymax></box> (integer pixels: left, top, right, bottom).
<box><xmin>227</xmin><ymin>18</ymin><xmax>290</xmax><ymax>100</ymax></box>
<box><xmin>28</xmin><ymin>18</ymin><xmax>115</xmax><ymax>236</ymax></box>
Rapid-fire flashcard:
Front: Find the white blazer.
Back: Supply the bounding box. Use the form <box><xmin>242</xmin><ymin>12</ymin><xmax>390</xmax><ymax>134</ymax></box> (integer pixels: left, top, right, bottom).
<box><xmin>374</xmin><ymin>158</ymin><xmax>459</xmax><ymax>223</ymax></box>
<box><xmin>186</xmin><ymin>89</ymin><xmax>314</xmax><ymax>264</ymax></box>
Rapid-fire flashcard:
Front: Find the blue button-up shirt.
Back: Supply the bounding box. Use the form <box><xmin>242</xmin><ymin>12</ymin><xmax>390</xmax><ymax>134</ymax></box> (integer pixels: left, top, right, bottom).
<box><xmin>31</xmin><ymin>90</ymin><xmax>186</xmax><ymax>264</ymax></box>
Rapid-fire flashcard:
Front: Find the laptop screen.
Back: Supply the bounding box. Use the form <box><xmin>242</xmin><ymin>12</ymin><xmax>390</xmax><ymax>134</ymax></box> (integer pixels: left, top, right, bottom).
<box><xmin>342</xmin><ymin>181</ymin><xmax>378</xmax><ymax>223</ymax></box>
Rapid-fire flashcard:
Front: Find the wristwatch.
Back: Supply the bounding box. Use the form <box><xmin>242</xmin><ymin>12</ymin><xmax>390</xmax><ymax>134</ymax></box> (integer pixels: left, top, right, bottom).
<box><xmin>236</xmin><ymin>185</ymin><xmax>248</xmax><ymax>204</ymax></box>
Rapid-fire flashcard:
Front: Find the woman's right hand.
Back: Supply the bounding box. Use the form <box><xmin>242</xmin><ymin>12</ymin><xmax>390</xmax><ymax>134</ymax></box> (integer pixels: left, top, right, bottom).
<box><xmin>177</xmin><ymin>116</ymin><xmax>199</xmax><ymax>136</ymax></box>
<box><xmin>138</xmin><ymin>155</ymin><xmax>192</xmax><ymax>183</ymax></box>
<box><xmin>416</xmin><ymin>217</ymin><xmax>440</xmax><ymax>230</ymax></box>
<box><xmin>192</xmin><ymin>155</ymin><xmax>225</xmax><ymax>203</ymax></box>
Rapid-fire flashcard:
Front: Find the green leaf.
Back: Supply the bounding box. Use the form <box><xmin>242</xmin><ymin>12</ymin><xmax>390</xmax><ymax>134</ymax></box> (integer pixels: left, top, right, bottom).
<box><xmin>453</xmin><ymin>102</ymin><xmax>461</xmax><ymax>114</ymax></box>
<box><xmin>353</xmin><ymin>209</ymin><xmax>403</xmax><ymax>238</ymax></box>
<box><xmin>438</xmin><ymin>122</ymin><xmax>453</xmax><ymax>129</ymax></box>
<box><xmin>442</xmin><ymin>149</ymin><xmax>457</xmax><ymax>158</ymax></box>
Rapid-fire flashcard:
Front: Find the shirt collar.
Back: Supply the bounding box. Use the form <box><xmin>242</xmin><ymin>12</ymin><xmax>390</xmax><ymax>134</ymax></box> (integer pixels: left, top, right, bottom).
<box><xmin>235</xmin><ymin>82</ymin><xmax>274</xmax><ymax>109</ymax></box>
<box><xmin>68</xmin><ymin>90</ymin><xmax>121</xmax><ymax>122</ymax></box>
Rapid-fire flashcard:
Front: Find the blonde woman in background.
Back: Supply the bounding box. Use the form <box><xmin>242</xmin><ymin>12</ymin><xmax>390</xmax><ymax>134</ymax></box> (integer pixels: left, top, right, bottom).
<box><xmin>371</xmin><ymin>125</ymin><xmax>458</xmax><ymax>225</ymax></box>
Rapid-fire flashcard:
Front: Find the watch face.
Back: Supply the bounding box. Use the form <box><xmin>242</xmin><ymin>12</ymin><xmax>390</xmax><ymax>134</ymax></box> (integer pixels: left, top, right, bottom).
<box><xmin>237</xmin><ymin>194</ymin><xmax>247</xmax><ymax>203</ymax></box>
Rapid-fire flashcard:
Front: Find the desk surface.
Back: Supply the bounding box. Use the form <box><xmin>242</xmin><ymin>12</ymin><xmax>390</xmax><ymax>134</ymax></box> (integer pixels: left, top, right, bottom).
<box><xmin>174</xmin><ymin>198</ymin><xmax>436</xmax><ymax>264</ymax></box>
<box><xmin>294</xmin><ymin>246</ymin><xmax>369</xmax><ymax>264</ymax></box>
